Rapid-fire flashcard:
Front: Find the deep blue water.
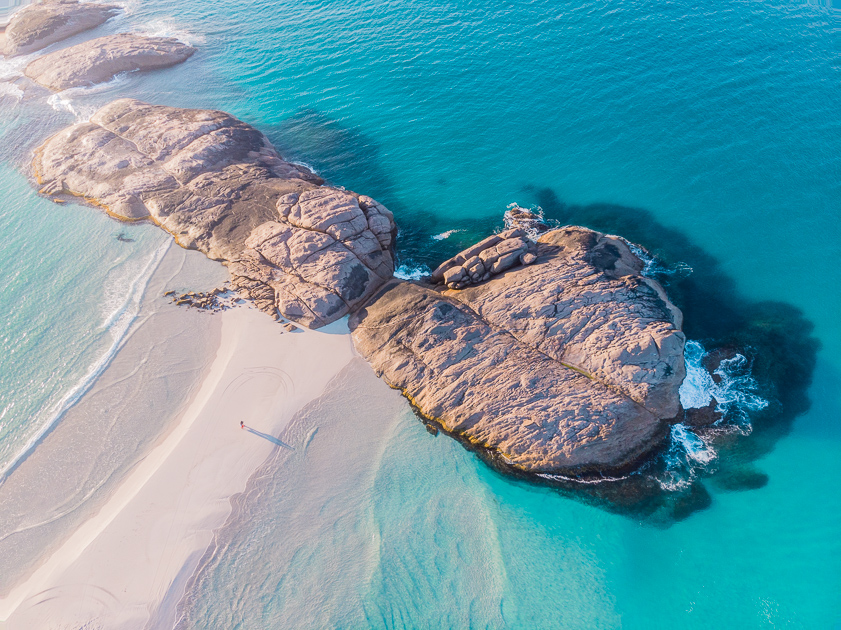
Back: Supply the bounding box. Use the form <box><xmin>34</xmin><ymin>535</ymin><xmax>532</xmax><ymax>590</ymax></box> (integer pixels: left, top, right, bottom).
<box><xmin>0</xmin><ymin>0</ymin><xmax>839</xmax><ymax>626</ymax></box>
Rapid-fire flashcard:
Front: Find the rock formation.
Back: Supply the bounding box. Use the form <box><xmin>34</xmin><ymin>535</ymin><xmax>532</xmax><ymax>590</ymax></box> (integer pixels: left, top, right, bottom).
<box><xmin>442</xmin><ymin>227</ymin><xmax>686</xmax><ymax>420</ymax></box>
<box><xmin>350</xmin><ymin>226</ymin><xmax>686</xmax><ymax>476</ymax></box>
<box><xmin>33</xmin><ymin>98</ymin><xmax>397</xmax><ymax>327</ymax></box>
<box><xmin>33</xmin><ymin>97</ymin><xmax>688</xmax><ymax>476</ymax></box>
<box><xmin>24</xmin><ymin>33</ymin><xmax>195</xmax><ymax>91</ymax></box>
<box><xmin>430</xmin><ymin>228</ymin><xmax>537</xmax><ymax>289</ymax></box>
<box><xmin>2</xmin><ymin>0</ymin><xmax>119</xmax><ymax>57</ymax></box>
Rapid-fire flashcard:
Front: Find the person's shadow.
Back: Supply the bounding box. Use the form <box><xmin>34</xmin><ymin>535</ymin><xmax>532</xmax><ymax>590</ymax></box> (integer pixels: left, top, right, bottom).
<box><xmin>243</xmin><ymin>426</ymin><xmax>294</xmax><ymax>450</ymax></box>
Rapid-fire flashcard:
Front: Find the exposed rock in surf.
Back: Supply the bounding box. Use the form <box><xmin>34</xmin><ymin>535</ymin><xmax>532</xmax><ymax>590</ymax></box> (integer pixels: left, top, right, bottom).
<box><xmin>32</xmin><ymin>98</ymin><xmax>687</xmax><ymax>477</ymax></box>
<box><xmin>430</xmin><ymin>228</ymin><xmax>537</xmax><ymax>289</ymax></box>
<box><xmin>350</xmin><ymin>226</ymin><xmax>686</xmax><ymax>476</ymax></box>
<box><xmin>502</xmin><ymin>203</ymin><xmax>551</xmax><ymax>237</ymax></box>
<box><xmin>683</xmin><ymin>400</ymin><xmax>723</xmax><ymax>428</ymax></box>
<box><xmin>2</xmin><ymin>0</ymin><xmax>120</xmax><ymax>58</ymax></box>
<box><xmin>24</xmin><ymin>33</ymin><xmax>195</xmax><ymax>91</ymax></box>
<box><xmin>33</xmin><ymin>98</ymin><xmax>397</xmax><ymax>328</ymax></box>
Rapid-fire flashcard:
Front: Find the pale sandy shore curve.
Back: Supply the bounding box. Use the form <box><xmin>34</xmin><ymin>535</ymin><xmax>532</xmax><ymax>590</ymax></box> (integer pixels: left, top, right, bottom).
<box><xmin>0</xmin><ymin>249</ymin><xmax>359</xmax><ymax>629</ymax></box>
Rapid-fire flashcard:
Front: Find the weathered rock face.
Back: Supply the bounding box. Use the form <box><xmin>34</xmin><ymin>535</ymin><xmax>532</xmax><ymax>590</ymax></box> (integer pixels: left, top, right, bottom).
<box><xmin>24</xmin><ymin>33</ymin><xmax>195</xmax><ymax>91</ymax></box>
<box><xmin>33</xmin><ymin>98</ymin><xmax>396</xmax><ymax>327</ymax></box>
<box><xmin>431</xmin><ymin>228</ymin><xmax>538</xmax><ymax>289</ymax></box>
<box><xmin>444</xmin><ymin>227</ymin><xmax>686</xmax><ymax>420</ymax></box>
<box><xmin>2</xmin><ymin>0</ymin><xmax>119</xmax><ymax>57</ymax></box>
<box><xmin>230</xmin><ymin>191</ymin><xmax>396</xmax><ymax>328</ymax></box>
<box><xmin>350</xmin><ymin>226</ymin><xmax>686</xmax><ymax>476</ymax></box>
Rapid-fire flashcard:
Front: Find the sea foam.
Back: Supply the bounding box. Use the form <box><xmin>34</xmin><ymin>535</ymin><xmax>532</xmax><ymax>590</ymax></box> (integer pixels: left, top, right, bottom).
<box><xmin>394</xmin><ymin>263</ymin><xmax>430</xmax><ymax>280</ymax></box>
<box><xmin>660</xmin><ymin>339</ymin><xmax>769</xmax><ymax>490</ymax></box>
<box><xmin>0</xmin><ymin>240</ymin><xmax>170</xmax><ymax>480</ymax></box>
<box><xmin>679</xmin><ymin>339</ymin><xmax>768</xmax><ymax>428</ymax></box>
<box><xmin>431</xmin><ymin>229</ymin><xmax>462</xmax><ymax>241</ymax></box>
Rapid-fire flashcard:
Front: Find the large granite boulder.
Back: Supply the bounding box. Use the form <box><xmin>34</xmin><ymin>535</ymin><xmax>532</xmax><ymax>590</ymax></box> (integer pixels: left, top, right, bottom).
<box><xmin>349</xmin><ymin>226</ymin><xmax>686</xmax><ymax>476</ymax></box>
<box><xmin>33</xmin><ymin>99</ymin><xmax>396</xmax><ymax>327</ymax></box>
<box><xmin>2</xmin><ymin>0</ymin><xmax>119</xmax><ymax>57</ymax></box>
<box><xmin>430</xmin><ymin>227</ymin><xmax>538</xmax><ymax>289</ymax></box>
<box><xmin>24</xmin><ymin>33</ymin><xmax>195</xmax><ymax>91</ymax></box>
<box><xmin>230</xmin><ymin>191</ymin><xmax>396</xmax><ymax>327</ymax></box>
<box><xmin>443</xmin><ymin>226</ymin><xmax>686</xmax><ymax>420</ymax></box>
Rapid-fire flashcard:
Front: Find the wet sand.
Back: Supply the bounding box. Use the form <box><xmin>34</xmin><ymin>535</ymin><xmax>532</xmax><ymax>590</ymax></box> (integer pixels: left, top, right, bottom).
<box><xmin>0</xmin><ymin>246</ymin><xmax>360</xmax><ymax>629</ymax></box>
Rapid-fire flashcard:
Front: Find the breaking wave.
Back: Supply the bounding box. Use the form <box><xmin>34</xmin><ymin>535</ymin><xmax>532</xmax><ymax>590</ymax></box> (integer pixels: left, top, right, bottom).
<box><xmin>503</xmin><ymin>203</ymin><xmax>550</xmax><ymax>239</ymax></box>
<box><xmin>136</xmin><ymin>19</ymin><xmax>206</xmax><ymax>46</ymax></box>
<box><xmin>659</xmin><ymin>423</ymin><xmax>717</xmax><ymax>491</ymax></box>
<box><xmin>431</xmin><ymin>229</ymin><xmax>462</xmax><ymax>241</ymax></box>
<box><xmin>625</xmin><ymin>240</ymin><xmax>693</xmax><ymax>279</ymax></box>
<box><xmin>46</xmin><ymin>73</ymin><xmax>132</xmax><ymax>121</ymax></box>
<box><xmin>0</xmin><ymin>82</ymin><xmax>24</xmax><ymax>102</ymax></box>
<box><xmin>394</xmin><ymin>263</ymin><xmax>430</xmax><ymax>280</ymax></box>
<box><xmin>680</xmin><ymin>340</ymin><xmax>769</xmax><ymax>427</ymax></box>
<box><xmin>661</xmin><ymin>339</ymin><xmax>769</xmax><ymax>490</ymax></box>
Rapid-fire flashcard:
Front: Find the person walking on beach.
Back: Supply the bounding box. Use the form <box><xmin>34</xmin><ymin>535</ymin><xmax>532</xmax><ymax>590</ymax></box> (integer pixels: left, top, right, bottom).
<box><xmin>240</xmin><ymin>421</ymin><xmax>245</xmax><ymax>430</ymax></box>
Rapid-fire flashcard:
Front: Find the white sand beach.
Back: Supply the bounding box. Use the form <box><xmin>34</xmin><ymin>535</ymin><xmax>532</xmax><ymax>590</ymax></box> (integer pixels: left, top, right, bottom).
<box><xmin>0</xmin><ymin>246</ymin><xmax>359</xmax><ymax>629</ymax></box>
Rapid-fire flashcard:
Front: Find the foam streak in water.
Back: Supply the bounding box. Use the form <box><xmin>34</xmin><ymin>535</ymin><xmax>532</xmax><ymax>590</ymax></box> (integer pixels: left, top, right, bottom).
<box><xmin>663</xmin><ymin>340</ymin><xmax>770</xmax><ymax>490</ymax></box>
<box><xmin>679</xmin><ymin>340</ymin><xmax>768</xmax><ymax>428</ymax></box>
<box><xmin>0</xmin><ymin>240</ymin><xmax>170</xmax><ymax>481</ymax></box>
<box><xmin>659</xmin><ymin>423</ymin><xmax>717</xmax><ymax>491</ymax></box>
<box><xmin>394</xmin><ymin>263</ymin><xmax>430</xmax><ymax>280</ymax></box>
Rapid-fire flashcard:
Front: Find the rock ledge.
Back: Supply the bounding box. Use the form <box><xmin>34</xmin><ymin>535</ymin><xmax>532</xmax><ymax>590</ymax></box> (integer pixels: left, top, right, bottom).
<box><xmin>24</xmin><ymin>33</ymin><xmax>196</xmax><ymax>91</ymax></box>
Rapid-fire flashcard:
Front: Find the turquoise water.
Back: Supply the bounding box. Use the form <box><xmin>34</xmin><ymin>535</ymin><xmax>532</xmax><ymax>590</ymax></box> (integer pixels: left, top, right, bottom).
<box><xmin>0</xmin><ymin>0</ymin><xmax>839</xmax><ymax>626</ymax></box>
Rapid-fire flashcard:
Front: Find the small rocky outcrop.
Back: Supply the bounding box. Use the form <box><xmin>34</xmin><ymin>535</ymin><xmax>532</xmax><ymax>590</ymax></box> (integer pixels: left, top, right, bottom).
<box><xmin>2</xmin><ymin>0</ymin><xmax>119</xmax><ymax>57</ymax></box>
<box><xmin>24</xmin><ymin>33</ymin><xmax>195</xmax><ymax>91</ymax></box>
<box><xmin>350</xmin><ymin>226</ymin><xmax>686</xmax><ymax>477</ymax></box>
<box><xmin>431</xmin><ymin>228</ymin><xmax>537</xmax><ymax>289</ymax></box>
<box><xmin>33</xmin><ymin>99</ymin><xmax>396</xmax><ymax>328</ymax></box>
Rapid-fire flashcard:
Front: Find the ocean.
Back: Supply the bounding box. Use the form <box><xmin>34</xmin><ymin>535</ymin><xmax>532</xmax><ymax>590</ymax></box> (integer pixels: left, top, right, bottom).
<box><xmin>1</xmin><ymin>0</ymin><xmax>839</xmax><ymax>627</ymax></box>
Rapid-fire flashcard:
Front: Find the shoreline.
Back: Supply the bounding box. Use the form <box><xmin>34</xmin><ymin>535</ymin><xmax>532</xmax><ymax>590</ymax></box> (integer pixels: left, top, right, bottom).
<box><xmin>0</xmin><ymin>246</ymin><xmax>360</xmax><ymax>628</ymax></box>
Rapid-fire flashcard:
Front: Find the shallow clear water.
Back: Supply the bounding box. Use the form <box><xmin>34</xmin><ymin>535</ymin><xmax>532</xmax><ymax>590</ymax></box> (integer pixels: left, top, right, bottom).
<box><xmin>1</xmin><ymin>0</ymin><xmax>839</xmax><ymax>626</ymax></box>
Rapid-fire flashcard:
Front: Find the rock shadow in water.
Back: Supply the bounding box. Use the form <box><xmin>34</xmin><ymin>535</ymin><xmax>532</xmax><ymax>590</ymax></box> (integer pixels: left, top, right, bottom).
<box><xmin>393</xmin><ymin>186</ymin><xmax>819</xmax><ymax>526</ymax></box>
<box><xmin>262</xmin><ymin>108</ymin><xmax>399</xmax><ymax>208</ymax></box>
<box><xmin>258</xmin><ymin>111</ymin><xmax>818</xmax><ymax>525</ymax></box>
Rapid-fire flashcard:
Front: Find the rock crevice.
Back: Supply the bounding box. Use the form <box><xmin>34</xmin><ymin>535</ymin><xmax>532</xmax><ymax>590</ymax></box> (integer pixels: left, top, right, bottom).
<box><xmin>33</xmin><ymin>99</ymin><xmax>397</xmax><ymax>328</ymax></box>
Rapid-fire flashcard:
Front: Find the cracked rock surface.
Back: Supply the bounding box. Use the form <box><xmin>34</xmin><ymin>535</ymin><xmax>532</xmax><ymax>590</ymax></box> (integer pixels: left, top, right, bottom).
<box><xmin>24</xmin><ymin>33</ymin><xmax>196</xmax><ymax>91</ymax></box>
<box><xmin>33</xmin><ymin>98</ymin><xmax>396</xmax><ymax>327</ymax></box>
<box><xmin>431</xmin><ymin>228</ymin><xmax>538</xmax><ymax>289</ymax></box>
<box><xmin>2</xmin><ymin>0</ymin><xmax>120</xmax><ymax>58</ymax></box>
<box><xmin>31</xmin><ymin>97</ymin><xmax>686</xmax><ymax>477</ymax></box>
<box><xmin>349</xmin><ymin>226</ymin><xmax>685</xmax><ymax>476</ymax></box>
